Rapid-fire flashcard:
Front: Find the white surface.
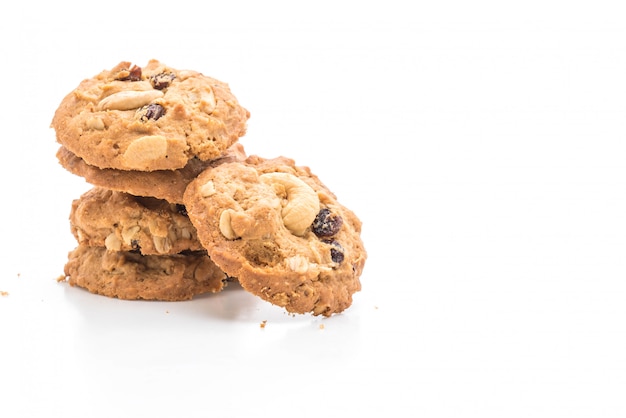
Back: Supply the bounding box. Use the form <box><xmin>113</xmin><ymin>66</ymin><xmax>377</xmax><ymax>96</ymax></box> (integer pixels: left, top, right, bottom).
<box><xmin>3</xmin><ymin>1</ymin><xmax>626</xmax><ymax>417</ymax></box>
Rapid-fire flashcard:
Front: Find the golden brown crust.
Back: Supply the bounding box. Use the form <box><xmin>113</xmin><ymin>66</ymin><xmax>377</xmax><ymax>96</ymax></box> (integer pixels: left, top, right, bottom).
<box><xmin>183</xmin><ymin>155</ymin><xmax>367</xmax><ymax>316</ymax></box>
<box><xmin>56</xmin><ymin>143</ymin><xmax>246</xmax><ymax>204</ymax></box>
<box><xmin>64</xmin><ymin>245</ymin><xmax>228</xmax><ymax>301</ymax></box>
<box><xmin>51</xmin><ymin>59</ymin><xmax>249</xmax><ymax>171</ymax></box>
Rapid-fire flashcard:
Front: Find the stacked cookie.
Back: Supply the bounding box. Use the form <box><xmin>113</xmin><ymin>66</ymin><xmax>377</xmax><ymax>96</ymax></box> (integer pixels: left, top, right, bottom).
<box><xmin>52</xmin><ymin>60</ymin><xmax>249</xmax><ymax>301</ymax></box>
<box><xmin>52</xmin><ymin>60</ymin><xmax>366</xmax><ymax>316</ymax></box>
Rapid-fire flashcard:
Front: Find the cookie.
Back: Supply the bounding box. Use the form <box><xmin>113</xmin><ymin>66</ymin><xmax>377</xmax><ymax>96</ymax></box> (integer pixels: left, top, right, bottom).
<box><xmin>64</xmin><ymin>244</ymin><xmax>228</xmax><ymax>301</ymax></box>
<box><xmin>56</xmin><ymin>143</ymin><xmax>246</xmax><ymax>204</ymax></box>
<box><xmin>183</xmin><ymin>155</ymin><xmax>367</xmax><ymax>316</ymax></box>
<box><xmin>51</xmin><ymin>59</ymin><xmax>250</xmax><ymax>171</ymax></box>
<box><xmin>70</xmin><ymin>187</ymin><xmax>204</xmax><ymax>255</ymax></box>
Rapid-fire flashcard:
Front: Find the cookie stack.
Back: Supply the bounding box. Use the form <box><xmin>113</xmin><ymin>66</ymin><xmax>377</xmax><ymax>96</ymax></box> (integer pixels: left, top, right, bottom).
<box><xmin>52</xmin><ymin>60</ymin><xmax>366</xmax><ymax>316</ymax></box>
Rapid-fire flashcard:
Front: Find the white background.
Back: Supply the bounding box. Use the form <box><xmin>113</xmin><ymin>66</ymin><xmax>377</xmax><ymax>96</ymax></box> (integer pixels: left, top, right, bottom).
<box><xmin>2</xmin><ymin>1</ymin><xmax>625</xmax><ymax>417</ymax></box>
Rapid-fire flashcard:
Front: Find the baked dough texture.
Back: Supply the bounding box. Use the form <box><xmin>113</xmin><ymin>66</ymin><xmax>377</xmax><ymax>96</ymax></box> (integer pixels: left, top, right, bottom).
<box><xmin>56</xmin><ymin>143</ymin><xmax>246</xmax><ymax>204</ymax></box>
<box><xmin>70</xmin><ymin>187</ymin><xmax>203</xmax><ymax>255</ymax></box>
<box><xmin>52</xmin><ymin>60</ymin><xmax>249</xmax><ymax>171</ymax></box>
<box><xmin>183</xmin><ymin>155</ymin><xmax>367</xmax><ymax>316</ymax></box>
<box><xmin>65</xmin><ymin>245</ymin><xmax>227</xmax><ymax>301</ymax></box>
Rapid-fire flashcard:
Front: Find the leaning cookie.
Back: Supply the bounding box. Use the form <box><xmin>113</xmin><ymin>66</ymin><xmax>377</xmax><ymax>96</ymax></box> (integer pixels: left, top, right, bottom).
<box><xmin>183</xmin><ymin>155</ymin><xmax>367</xmax><ymax>316</ymax></box>
<box><xmin>51</xmin><ymin>59</ymin><xmax>249</xmax><ymax>171</ymax></box>
<box><xmin>70</xmin><ymin>187</ymin><xmax>204</xmax><ymax>255</ymax></box>
<box><xmin>57</xmin><ymin>143</ymin><xmax>246</xmax><ymax>204</ymax></box>
<box><xmin>64</xmin><ymin>245</ymin><xmax>228</xmax><ymax>301</ymax></box>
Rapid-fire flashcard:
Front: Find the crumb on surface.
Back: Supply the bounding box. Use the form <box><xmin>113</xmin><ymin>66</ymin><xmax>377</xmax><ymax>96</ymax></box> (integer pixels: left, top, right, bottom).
<box><xmin>319</xmin><ymin>323</ymin><xmax>325</xmax><ymax>330</ymax></box>
<box><xmin>260</xmin><ymin>320</ymin><xmax>267</xmax><ymax>329</ymax></box>
<box><xmin>0</xmin><ymin>291</ymin><xmax>8</xmax><ymax>297</ymax></box>
<box><xmin>56</xmin><ymin>275</ymin><xmax>67</xmax><ymax>283</ymax></box>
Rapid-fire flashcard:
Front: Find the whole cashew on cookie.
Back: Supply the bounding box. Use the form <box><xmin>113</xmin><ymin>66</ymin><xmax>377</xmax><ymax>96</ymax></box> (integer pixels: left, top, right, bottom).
<box><xmin>259</xmin><ymin>172</ymin><xmax>320</xmax><ymax>236</ymax></box>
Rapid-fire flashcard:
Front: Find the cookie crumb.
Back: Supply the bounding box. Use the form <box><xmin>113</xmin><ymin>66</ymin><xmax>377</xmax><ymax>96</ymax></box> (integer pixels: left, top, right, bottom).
<box><xmin>319</xmin><ymin>323</ymin><xmax>325</xmax><ymax>330</ymax></box>
<box><xmin>56</xmin><ymin>275</ymin><xmax>67</xmax><ymax>283</ymax></box>
<box><xmin>260</xmin><ymin>320</ymin><xmax>267</xmax><ymax>329</ymax></box>
<box><xmin>165</xmin><ymin>310</ymin><xmax>170</xmax><ymax>314</ymax></box>
<box><xmin>0</xmin><ymin>291</ymin><xmax>8</xmax><ymax>297</ymax></box>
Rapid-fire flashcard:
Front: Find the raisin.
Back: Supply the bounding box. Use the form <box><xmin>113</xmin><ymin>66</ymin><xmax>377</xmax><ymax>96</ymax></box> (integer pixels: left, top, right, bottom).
<box><xmin>117</xmin><ymin>65</ymin><xmax>142</xmax><ymax>81</ymax></box>
<box><xmin>330</xmin><ymin>247</ymin><xmax>345</xmax><ymax>264</ymax></box>
<box><xmin>139</xmin><ymin>103</ymin><xmax>165</xmax><ymax>122</ymax></box>
<box><xmin>150</xmin><ymin>72</ymin><xmax>176</xmax><ymax>90</ymax></box>
<box><xmin>312</xmin><ymin>208</ymin><xmax>343</xmax><ymax>237</ymax></box>
<box><xmin>323</xmin><ymin>239</ymin><xmax>345</xmax><ymax>264</ymax></box>
<box><xmin>175</xmin><ymin>204</ymin><xmax>187</xmax><ymax>216</ymax></box>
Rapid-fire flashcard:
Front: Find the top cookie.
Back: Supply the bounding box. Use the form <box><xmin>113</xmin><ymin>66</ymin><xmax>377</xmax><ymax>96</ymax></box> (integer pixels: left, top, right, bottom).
<box><xmin>51</xmin><ymin>60</ymin><xmax>250</xmax><ymax>171</ymax></box>
<box><xmin>183</xmin><ymin>155</ymin><xmax>367</xmax><ymax>316</ymax></box>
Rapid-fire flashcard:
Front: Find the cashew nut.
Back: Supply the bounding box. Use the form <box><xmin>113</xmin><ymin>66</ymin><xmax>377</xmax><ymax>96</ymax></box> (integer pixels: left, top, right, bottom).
<box><xmin>179</xmin><ymin>78</ymin><xmax>217</xmax><ymax>114</ymax></box>
<box><xmin>153</xmin><ymin>236</ymin><xmax>172</xmax><ymax>254</ymax></box>
<box><xmin>104</xmin><ymin>233</ymin><xmax>122</xmax><ymax>251</ymax></box>
<box><xmin>219</xmin><ymin>209</ymin><xmax>238</xmax><ymax>239</ymax></box>
<box><xmin>85</xmin><ymin>116</ymin><xmax>105</xmax><ymax>130</ymax></box>
<box><xmin>200</xmin><ymin>180</ymin><xmax>216</xmax><ymax>197</ymax></box>
<box><xmin>122</xmin><ymin>135</ymin><xmax>168</xmax><ymax>169</ymax></box>
<box><xmin>98</xmin><ymin>89</ymin><xmax>164</xmax><ymax>111</ymax></box>
<box><xmin>259</xmin><ymin>172</ymin><xmax>320</xmax><ymax>236</ymax></box>
<box><xmin>286</xmin><ymin>254</ymin><xmax>310</xmax><ymax>274</ymax></box>
<box><xmin>121</xmin><ymin>225</ymin><xmax>141</xmax><ymax>246</ymax></box>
